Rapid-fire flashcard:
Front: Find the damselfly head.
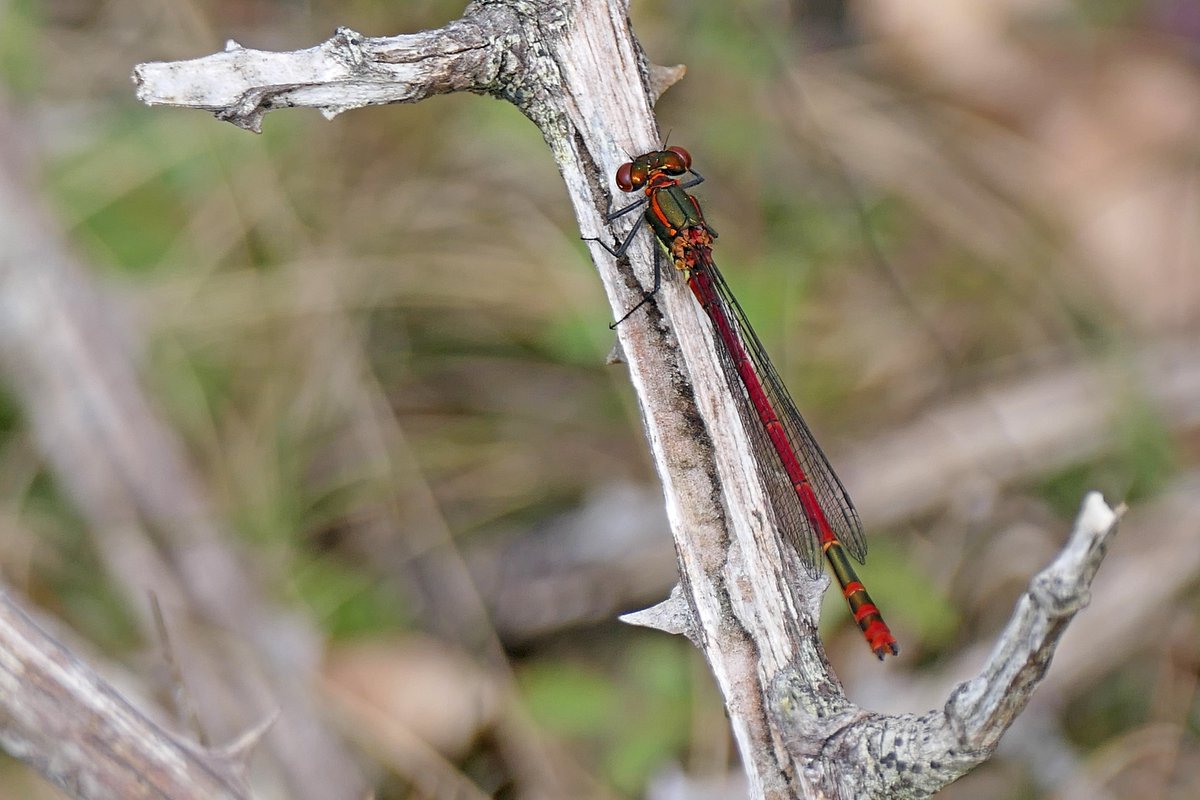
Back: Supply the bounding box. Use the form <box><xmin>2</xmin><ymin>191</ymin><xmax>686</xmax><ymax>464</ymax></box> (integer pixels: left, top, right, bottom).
<box><xmin>615</xmin><ymin>147</ymin><xmax>693</xmax><ymax>192</ymax></box>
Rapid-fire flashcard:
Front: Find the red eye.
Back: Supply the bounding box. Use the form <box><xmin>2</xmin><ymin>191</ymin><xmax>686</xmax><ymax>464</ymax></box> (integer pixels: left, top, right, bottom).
<box><xmin>615</xmin><ymin>162</ymin><xmax>634</xmax><ymax>191</ymax></box>
<box><xmin>666</xmin><ymin>146</ymin><xmax>692</xmax><ymax>170</ymax></box>
<box><xmin>616</xmin><ymin>162</ymin><xmax>645</xmax><ymax>191</ymax></box>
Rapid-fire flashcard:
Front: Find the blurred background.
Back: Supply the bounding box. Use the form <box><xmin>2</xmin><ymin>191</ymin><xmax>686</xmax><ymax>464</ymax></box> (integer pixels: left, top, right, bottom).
<box><xmin>0</xmin><ymin>0</ymin><xmax>1197</xmax><ymax>798</ymax></box>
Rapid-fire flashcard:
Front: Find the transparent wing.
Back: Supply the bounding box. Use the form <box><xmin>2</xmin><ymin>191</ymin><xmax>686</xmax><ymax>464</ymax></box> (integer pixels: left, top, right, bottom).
<box><xmin>690</xmin><ymin>251</ymin><xmax>866</xmax><ymax>570</ymax></box>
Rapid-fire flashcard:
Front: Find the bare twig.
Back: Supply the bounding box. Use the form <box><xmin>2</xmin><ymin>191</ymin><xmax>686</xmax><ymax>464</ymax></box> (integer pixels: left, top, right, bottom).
<box><xmin>767</xmin><ymin>493</ymin><xmax>1120</xmax><ymax>798</ymax></box>
<box><xmin>877</xmin><ymin>472</ymin><xmax>1200</xmax><ymax>715</ymax></box>
<box><xmin>946</xmin><ymin>495</ymin><xmax>1120</xmax><ymax>748</ymax></box>
<box><xmin>135</xmin><ymin>24</ymin><xmax>500</xmax><ymax>134</ymax></box>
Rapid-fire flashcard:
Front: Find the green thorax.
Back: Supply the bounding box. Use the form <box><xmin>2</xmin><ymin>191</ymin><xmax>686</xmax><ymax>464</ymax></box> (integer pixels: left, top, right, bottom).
<box><xmin>645</xmin><ymin>182</ymin><xmax>707</xmax><ymax>249</ymax></box>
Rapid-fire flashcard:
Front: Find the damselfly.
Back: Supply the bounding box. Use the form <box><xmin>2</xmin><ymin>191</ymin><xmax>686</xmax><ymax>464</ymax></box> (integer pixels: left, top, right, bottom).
<box><xmin>593</xmin><ymin>147</ymin><xmax>898</xmax><ymax>659</ymax></box>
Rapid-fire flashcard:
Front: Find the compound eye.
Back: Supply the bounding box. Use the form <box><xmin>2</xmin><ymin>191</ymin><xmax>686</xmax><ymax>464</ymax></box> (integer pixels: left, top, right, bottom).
<box><xmin>665</xmin><ymin>146</ymin><xmax>692</xmax><ymax>171</ymax></box>
<box><xmin>616</xmin><ymin>162</ymin><xmax>645</xmax><ymax>191</ymax></box>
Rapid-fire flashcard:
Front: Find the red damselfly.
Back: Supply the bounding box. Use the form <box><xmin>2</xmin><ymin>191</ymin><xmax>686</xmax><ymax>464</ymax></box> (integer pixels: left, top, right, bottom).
<box><xmin>593</xmin><ymin>147</ymin><xmax>898</xmax><ymax>659</ymax></box>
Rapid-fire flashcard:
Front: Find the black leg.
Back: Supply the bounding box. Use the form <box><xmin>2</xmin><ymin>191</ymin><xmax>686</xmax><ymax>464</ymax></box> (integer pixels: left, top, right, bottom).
<box><xmin>680</xmin><ymin>169</ymin><xmax>705</xmax><ymax>189</ymax></box>
<box><xmin>605</xmin><ymin>195</ymin><xmax>648</xmax><ymax>223</ymax></box>
<box><xmin>610</xmin><ymin>246</ymin><xmax>663</xmax><ymax>329</ymax></box>
<box><xmin>582</xmin><ymin>192</ymin><xmax>647</xmax><ymax>256</ymax></box>
<box><xmin>583</xmin><ymin>215</ymin><xmax>644</xmax><ymax>258</ymax></box>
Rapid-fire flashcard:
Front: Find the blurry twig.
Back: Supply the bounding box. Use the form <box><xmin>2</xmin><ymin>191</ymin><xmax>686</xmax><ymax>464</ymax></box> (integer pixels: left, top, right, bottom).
<box><xmin>843</xmin><ymin>337</ymin><xmax>1200</xmax><ymax>523</ymax></box>
<box><xmin>149</xmin><ymin>592</ymin><xmax>208</xmax><ymax>747</ymax></box>
<box><xmin>0</xmin><ymin>583</ymin><xmax>251</xmax><ymax>799</ymax></box>
<box><xmin>0</xmin><ymin>90</ymin><xmax>367</xmax><ymax>798</ymax></box>
<box><xmin>783</xmin><ymin>71</ymin><xmax>963</xmax><ymax>366</ymax></box>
